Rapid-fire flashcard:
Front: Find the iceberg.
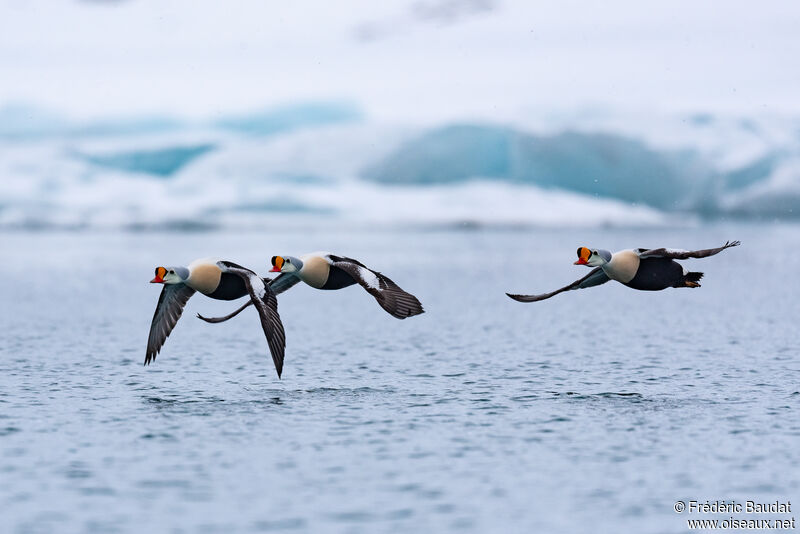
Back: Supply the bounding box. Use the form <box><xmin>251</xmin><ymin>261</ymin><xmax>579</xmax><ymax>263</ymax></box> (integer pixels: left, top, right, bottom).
<box><xmin>360</xmin><ymin>124</ymin><xmax>714</xmax><ymax>210</ymax></box>
<box><xmin>213</xmin><ymin>102</ymin><xmax>362</xmax><ymax>136</ymax></box>
<box><xmin>1</xmin><ymin>105</ymin><xmax>799</xmax><ymax>230</ymax></box>
<box><xmin>74</xmin><ymin>144</ymin><xmax>216</xmax><ymax>177</ymax></box>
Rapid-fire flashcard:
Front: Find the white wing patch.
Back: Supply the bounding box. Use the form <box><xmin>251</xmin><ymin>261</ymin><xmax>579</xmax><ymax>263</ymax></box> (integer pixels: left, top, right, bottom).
<box><xmin>358</xmin><ymin>266</ymin><xmax>380</xmax><ymax>290</ymax></box>
<box><xmin>638</xmin><ymin>247</ymin><xmax>689</xmax><ymax>258</ymax></box>
<box><xmin>216</xmin><ymin>260</ymin><xmax>266</xmax><ymax>298</ymax></box>
<box><xmin>250</xmin><ymin>274</ymin><xmax>266</xmax><ymax>298</ymax></box>
<box><xmin>308</xmin><ymin>251</ymin><xmax>333</xmax><ymax>261</ymax></box>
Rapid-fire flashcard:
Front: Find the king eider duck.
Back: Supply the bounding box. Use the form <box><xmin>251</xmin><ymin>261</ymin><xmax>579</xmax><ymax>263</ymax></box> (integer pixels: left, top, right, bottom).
<box><xmin>197</xmin><ymin>252</ymin><xmax>424</xmax><ymax>324</ymax></box>
<box><xmin>146</xmin><ymin>258</ymin><xmax>286</xmax><ymax>377</ymax></box>
<box><xmin>507</xmin><ymin>241</ymin><xmax>740</xmax><ymax>302</ymax></box>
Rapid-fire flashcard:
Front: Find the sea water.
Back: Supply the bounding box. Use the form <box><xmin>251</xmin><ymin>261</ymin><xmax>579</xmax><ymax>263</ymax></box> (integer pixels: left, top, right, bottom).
<box><xmin>1</xmin><ymin>224</ymin><xmax>798</xmax><ymax>533</ymax></box>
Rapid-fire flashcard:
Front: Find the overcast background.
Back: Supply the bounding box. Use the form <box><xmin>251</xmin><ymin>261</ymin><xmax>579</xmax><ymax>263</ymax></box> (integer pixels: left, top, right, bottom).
<box><xmin>2</xmin><ymin>0</ymin><xmax>798</xmax><ymax>122</ymax></box>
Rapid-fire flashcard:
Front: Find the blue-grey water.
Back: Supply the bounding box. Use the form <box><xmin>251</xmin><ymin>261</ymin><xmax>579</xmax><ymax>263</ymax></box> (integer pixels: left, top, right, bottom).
<box><xmin>1</xmin><ymin>225</ymin><xmax>798</xmax><ymax>533</ymax></box>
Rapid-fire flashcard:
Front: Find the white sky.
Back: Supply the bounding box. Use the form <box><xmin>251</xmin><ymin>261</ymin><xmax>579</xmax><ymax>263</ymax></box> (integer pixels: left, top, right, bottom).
<box><xmin>1</xmin><ymin>0</ymin><xmax>798</xmax><ymax>122</ymax></box>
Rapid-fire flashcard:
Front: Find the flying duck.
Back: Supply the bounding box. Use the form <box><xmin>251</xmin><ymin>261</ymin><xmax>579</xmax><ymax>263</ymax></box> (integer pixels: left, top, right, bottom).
<box><xmin>507</xmin><ymin>241</ymin><xmax>740</xmax><ymax>302</ymax></box>
<box><xmin>146</xmin><ymin>258</ymin><xmax>286</xmax><ymax>377</ymax></box>
<box><xmin>197</xmin><ymin>252</ymin><xmax>424</xmax><ymax>323</ymax></box>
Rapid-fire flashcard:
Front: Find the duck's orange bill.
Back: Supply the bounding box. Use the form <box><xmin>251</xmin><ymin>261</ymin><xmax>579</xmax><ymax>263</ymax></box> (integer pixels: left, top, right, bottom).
<box><xmin>270</xmin><ymin>256</ymin><xmax>284</xmax><ymax>272</ymax></box>
<box><xmin>574</xmin><ymin>247</ymin><xmax>590</xmax><ymax>265</ymax></box>
<box><xmin>150</xmin><ymin>266</ymin><xmax>166</xmax><ymax>283</ymax></box>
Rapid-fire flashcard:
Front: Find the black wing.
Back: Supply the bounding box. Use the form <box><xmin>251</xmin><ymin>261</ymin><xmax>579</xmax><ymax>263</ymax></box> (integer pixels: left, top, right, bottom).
<box><xmin>146</xmin><ymin>283</ymin><xmax>196</xmax><ymax>364</ymax></box>
<box><xmin>327</xmin><ymin>255</ymin><xmax>424</xmax><ymax>319</ymax></box>
<box><xmin>196</xmin><ymin>304</ymin><xmax>248</xmax><ymax>324</ymax></box>
<box><xmin>219</xmin><ymin>262</ymin><xmax>286</xmax><ymax>378</ymax></box>
<box><xmin>506</xmin><ymin>267</ymin><xmax>610</xmax><ymax>303</ymax></box>
<box><xmin>197</xmin><ymin>273</ymin><xmax>300</xmax><ymax>324</ymax></box>
<box><xmin>637</xmin><ymin>240</ymin><xmax>740</xmax><ymax>259</ymax></box>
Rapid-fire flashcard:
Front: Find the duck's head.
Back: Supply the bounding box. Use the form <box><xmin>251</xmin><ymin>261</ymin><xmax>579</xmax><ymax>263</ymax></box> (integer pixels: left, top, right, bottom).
<box><xmin>574</xmin><ymin>247</ymin><xmax>612</xmax><ymax>267</ymax></box>
<box><xmin>150</xmin><ymin>266</ymin><xmax>188</xmax><ymax>284</ymax></box>
<box><xmin>270</xmin><ymin>255</ymin><xmax>303</xmax><ymax>274</ymax></box>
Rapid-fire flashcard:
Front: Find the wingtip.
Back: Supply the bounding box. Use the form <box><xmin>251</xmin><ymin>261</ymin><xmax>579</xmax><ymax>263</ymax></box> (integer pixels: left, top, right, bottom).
<box><xmin>506</xmin><ymin>293</ymin><xmax>538</xmax><ymax>303</ymax></box>
<box><xmin>394</xmin><ymin>308</ymin><xmax>425</xmax><ymax>320</ymax></box>
<box><xmin>144</xmin><ymin>350</ymin><xmax>157</xmax><ymax>366</ymax></box>
<box><xmin>406</xmin><ymin>305</ymin><xmax>425</xmax><ymax>319</ymax></box>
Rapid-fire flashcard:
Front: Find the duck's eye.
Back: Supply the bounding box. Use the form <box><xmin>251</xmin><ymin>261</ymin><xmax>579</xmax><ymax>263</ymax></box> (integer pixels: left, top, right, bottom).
<box><xmin>169</xmin><ymin>270</ymin><xmax>174</xmax><ymax>274</ymax></box>
<box><xmin>285</xmin><ymin>259</ymin><xmax>290</xmax><ymax>263</ymax></box>
<box><xmin>592</xmin><ymin>250</ymin><xmax>598</xmax><ymax>256</ymax></box>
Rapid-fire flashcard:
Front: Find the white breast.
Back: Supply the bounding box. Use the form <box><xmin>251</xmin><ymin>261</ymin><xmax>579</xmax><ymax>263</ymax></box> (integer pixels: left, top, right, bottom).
<box><xmin>299</xmin><ymin>254</ymin><xmax>331</xmax><ymax>289</ymax></box>
<box><xmin>186</xmin><ymin>258</ymin><xmax>222</xmax><ymax>294</ymax></box>
<box><xmin>603</xmin><ymin>250</ymin><xmax>640</xmax><ymax>283</ymax></box>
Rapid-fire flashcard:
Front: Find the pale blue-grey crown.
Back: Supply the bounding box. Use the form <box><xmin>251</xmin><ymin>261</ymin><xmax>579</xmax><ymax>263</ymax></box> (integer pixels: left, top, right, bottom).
<box><xmin>171</xmin><ymin>266</ymin><xmax>190</xmax><ymax>280</ymax></box>
<box><xmin>284</xmin><ymin>256</ymin><xmax>304</xmax><ymax>271</ymax></box>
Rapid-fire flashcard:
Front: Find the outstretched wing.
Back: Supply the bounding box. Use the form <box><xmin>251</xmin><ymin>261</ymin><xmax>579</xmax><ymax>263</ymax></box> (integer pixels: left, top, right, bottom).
<box><xmin>218</xmin><ymin>262</ymin><xmax>286</xmax><ymax>378</ymax></box>
<box><xmin>146</xmin><ymin>283</ymin><xmax>196</xmax><ymax>364</ymax></box>
<box><xmin>637</xmin><ymin>240</ymin><xmax>740</xmax><ymax>259</ymax></box>
<box><xmin>196</xmin><ymin>304</ymin><xmax>248</xmax><ymax>324</ymax></box>
<box><xmin>506</xmin><ymin>267</ymin><xmax>610</xmax><ymax>303</ymax></box>
<box><xmin>270</xmin><ymin>272</ymin><xmax>302</xmax><ymax>295</ymax></box>
<box><xmin>326</xmin><ymin>255</ymin><xmax>424</xmax><ymax>319</ymax></box>
<box><xmin>196</xmin><ymin>273</ymin><xmax>301</xmax><ymax>324</ymax></box>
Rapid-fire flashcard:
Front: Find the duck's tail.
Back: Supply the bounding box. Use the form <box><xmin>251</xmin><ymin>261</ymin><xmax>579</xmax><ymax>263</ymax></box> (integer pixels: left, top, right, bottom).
<box><xmin>682</xmin><ymin>271</ymin><xmax>704</xmax><ymax>288</ymax></box>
